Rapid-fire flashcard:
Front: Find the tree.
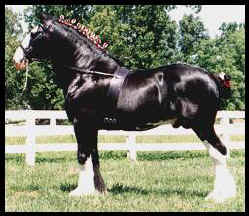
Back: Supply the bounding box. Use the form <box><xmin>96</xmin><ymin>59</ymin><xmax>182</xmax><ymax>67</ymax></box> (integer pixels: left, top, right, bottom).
<box><xmin>193</xmin><ymin>23</ymin><xmax>245</xmax><ymax>110</ymax></box>
<box><xmin>24</xmin><ymin>5</ymin><xmax>95</xmax><ymax>30</ymax></box>
<box><xmin>218</xmin><ymin>24</ymin><xmax>245</xmax><ymax>110</ymax></box>
<box><xmin>5</xmin><ymin>6</ymin><xmax>66</xmax><ymax>110</ymax></box>
<box><xmin>219</xmin><ymin>22</ymin><xmax>245</xmax><ymax>37</ymax></box>
<box><xmin>5</xmin><ymin>7</ymin><xmax>27</xmax><ymax>109</ymax></box>
<box><xmin>178</xmin><ymin>14</ymin><xmax>209</xmax><ymax>63</ymax></box>
<box><xmin>89</xmin><ymin>5</ymin><xmax>179</xmax><ymax>69</ymax></box>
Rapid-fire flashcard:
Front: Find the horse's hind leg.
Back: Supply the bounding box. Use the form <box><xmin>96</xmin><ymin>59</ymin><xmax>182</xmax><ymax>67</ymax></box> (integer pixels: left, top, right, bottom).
<box><xmin>193</xmin><ymin>125</ymin><xmax>236</xmax><ymax>202</ymax></box>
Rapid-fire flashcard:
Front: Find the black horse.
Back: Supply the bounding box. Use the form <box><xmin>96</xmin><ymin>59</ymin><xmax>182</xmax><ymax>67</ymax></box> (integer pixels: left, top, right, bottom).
<box><xmin>13</xmin><ymin>14</ymin><xmax>236</xmax><ymax>202</ymax></box>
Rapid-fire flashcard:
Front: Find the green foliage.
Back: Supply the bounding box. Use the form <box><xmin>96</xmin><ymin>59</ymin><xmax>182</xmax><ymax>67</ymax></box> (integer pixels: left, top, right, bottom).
<box><xmin>89</xmin><ymin>5</ymin><xmax>179</xmax><ymax>69</ymax></box>
<box><xmin>193</xmin><ymin>25</ymin><xmax>245</xmax><ymax>110</ymax></box>
<box><xmin>219</xmin><ymin>22</ymin><xmax>245</xmax><ymax>37</ymax></box>
<box><xmin>5</xmin><ymin>7</ymin><xmax>64</xmax><ymax>110</ymax></box>
<box><xmin>24</xmin><ymin>5</ymin><xmax>94</xmax><ymax>30</ymax></box>
<box><xmin>178</xmin><ymin>14</ymin><xmax>209</xmax><ymax>61</ymax></box>
<box><xmin>5</xmin><ymin>6</ymin><xmax>245</xmax><ymax>110</ymax></box>
<box><xmin>5</xmin><ymin>7</ymin><xmax>23</xmax><ymax>37</ymax></box>
<box><xmin>5</xmin><ymin>8</ymin><xmax>26</xmax><ymax>109</ymax></box>
<box><xmin>23</xmin><ymin>62</ymin><xmax>64</xmax><ymax>110</ymax></box>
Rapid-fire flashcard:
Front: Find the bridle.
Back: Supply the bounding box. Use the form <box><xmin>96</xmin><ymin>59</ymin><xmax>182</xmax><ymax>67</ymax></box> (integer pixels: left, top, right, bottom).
<box><xmin>19</xmin><ymin>24</ymin><xmax>52</xmax><ymax>93</ymax></box>
<box><xmin>20</xmin><ymin>24</ymin><xmax>51</xmax><ymax>62</ymax></box>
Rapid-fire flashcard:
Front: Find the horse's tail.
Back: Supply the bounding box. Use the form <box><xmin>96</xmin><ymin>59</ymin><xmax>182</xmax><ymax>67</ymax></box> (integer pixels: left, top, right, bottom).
<box><xmin>213</xmin><ymin>72</ymin><xmax>232</xmax><ymax>100</ymax></box>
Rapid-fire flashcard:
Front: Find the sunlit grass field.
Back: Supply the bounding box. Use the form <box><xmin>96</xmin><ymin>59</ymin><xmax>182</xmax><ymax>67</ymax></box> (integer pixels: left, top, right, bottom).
<box><xmin>5</xmin><ymin>138</ymin><xmax>245</xmax><ymax>212</ymax></box>
<box><xmin>5</xmin><ymin>134</ymin><xmax>245</xmax><ymax>145</ymax></box>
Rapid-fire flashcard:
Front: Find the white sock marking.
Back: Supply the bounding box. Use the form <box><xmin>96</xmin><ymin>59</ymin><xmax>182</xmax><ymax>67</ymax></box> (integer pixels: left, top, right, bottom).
<box><xmin>203</xmin><ymin>141</ymin><xmax>236</xmax><ymax>202</ymax></box>
<box><xmin>69</xmin><ymin>156</ymin><xmax>96</xmax><ymax>197</ymax></box>
<box><xmin>13</xmin><ymin>47</ymin><xmax>25</xmax><ymax>64</ymax></box>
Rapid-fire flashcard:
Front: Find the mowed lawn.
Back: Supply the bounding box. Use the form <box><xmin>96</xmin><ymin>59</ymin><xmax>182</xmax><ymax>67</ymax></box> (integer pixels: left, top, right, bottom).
<box><xmin>5</xmin><ymin>134</ymin><xmax>245</xmax><ymax>145</ymax></box>
<box><xmin>5</xmin><ymin>148</ymin><xmax>245</xmax><ymax>212</ymax></box>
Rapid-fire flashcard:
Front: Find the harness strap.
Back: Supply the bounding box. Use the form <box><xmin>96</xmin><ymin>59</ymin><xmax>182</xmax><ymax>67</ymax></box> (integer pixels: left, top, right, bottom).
<box><xmin>61</xmin><ymin>65</ymin><xmax>121</xmax><ymax>78</ymax></box>
<box><xmin>103</xmin><ymin>67</ymin><xmax>130</xmax><ymax>128</ymax></box>
<box><xmin>106</xmin><ymin>67</ymin><xmax>130</xmax><ymax>111</ymax></box>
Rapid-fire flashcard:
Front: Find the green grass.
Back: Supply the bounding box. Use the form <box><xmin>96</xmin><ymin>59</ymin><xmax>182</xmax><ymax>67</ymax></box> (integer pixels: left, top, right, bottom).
<box><xmin>5</xmin><ymin>134</ymin><xmax>245</xmax><ymax>145</ymax></box>
<box><xmin>5</xmin><ymin>150</ymin><xmax>245</xmax><ymax>212</ymax></box>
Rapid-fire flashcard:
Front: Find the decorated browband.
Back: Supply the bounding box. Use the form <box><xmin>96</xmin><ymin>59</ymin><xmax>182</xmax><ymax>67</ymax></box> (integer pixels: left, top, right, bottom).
<box><xmin>58</xmin><ymin>15</ymin><xmax>109</xmax><ymax>50</ymax></box>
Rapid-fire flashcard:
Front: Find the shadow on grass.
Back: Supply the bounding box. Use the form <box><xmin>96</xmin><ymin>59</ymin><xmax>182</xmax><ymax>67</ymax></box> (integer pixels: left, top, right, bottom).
<box><xmin>5</xmin><ymin>155</ymin><xmax>68</xmax><ymax>164</ymax></box>
<box><xmin>137</xmin><ymin>151</ymin><xmax>208</xmax><ymax>161</ymax></box>
<box><xmin>10</xmin><ymin>184</ymin><xmax>40</xmax><ymax>192</ymax></box>
<box><xmin>108</xmin><ymin>183</ymin><xmax>207</xmax><ymax>198</ymax></box>
<box><xmin>109</xmin><ymin>183</ymin><xmax>149</xmax><ymax>195</ymax></box>
<box><xmin>35</xmin><ymin>157</ymin><xmax>66</xmax><ymax>164</ymax></box>
<box><xmin>99</xmin><ymin>150</ymin><xmax>210</xmax><ymax>161</ymax></box>
<box><xmin>5</xmin><ymin>153</ymin><xmax>75</xmax><ymax>164</ymax></box>
<box><xmin>60</xmin><ymin>182</ymin><xmax>77</xmax><ymax>192</ymax></box>
<box><xmin>5</xmin><ymin>154</ymin><xmax>25</xmax><ymax>163</ymax></box>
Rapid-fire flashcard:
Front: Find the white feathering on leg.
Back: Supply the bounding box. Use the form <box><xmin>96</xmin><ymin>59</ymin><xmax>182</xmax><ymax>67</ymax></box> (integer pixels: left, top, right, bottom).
<box><xmin>69</xmin><ymin>156</ymin><xmax>96</xmax><ymax>197</ymax></box>
<box><xmin>203</xmin><ymin>141</ymin><xmax>236</xmax><ymax>202</ymax></box>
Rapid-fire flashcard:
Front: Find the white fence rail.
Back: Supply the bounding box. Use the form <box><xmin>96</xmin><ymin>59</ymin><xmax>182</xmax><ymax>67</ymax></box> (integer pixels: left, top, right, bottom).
<box><xmin>5</xmin><ymin>110</ymin><xmax>245</xmax><ymax>166</ymax></box>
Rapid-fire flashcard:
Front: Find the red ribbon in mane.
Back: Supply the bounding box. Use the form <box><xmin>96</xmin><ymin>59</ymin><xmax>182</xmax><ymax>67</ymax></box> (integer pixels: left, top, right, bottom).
<box><xmin>224</xmin><ymin>80</ymin><xmax>231</xmax><ymax>88</ymax></box>
<box><xmin>58</xmin><ymin>15</ymin><xmax>109</xmax><ymax>50</ymax></box>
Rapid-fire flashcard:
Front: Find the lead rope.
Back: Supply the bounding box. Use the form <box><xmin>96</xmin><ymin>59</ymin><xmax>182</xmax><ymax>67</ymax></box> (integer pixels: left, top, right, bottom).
<box><xmin>20</xmin><ymin>62</ymin><xmax>31</xmax><ymax>110</ymax></box>
<box><xmin>22</xmin><ymin>62</ymin><xmax>29</xmax><ymax>94</ymax></box>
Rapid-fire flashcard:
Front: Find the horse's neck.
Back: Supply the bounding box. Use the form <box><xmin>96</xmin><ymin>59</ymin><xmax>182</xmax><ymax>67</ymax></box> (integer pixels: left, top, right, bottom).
<box><xmin>51</xmin><ymin>38</ymin><xmax>119</xmax><ymax>73</ymax></box>
<box><xmin>52</xmin><ymin>51</ymin><xmax>120</xmax><ymax>90</ymax></box>
<box><xmin>50</xmin><ymin>33</ymin><xmax>120</xmax><ymax>90</ymax></box>
<box><xmin>91</xmin><ymin>55</ymin><xmax>120</xmax><ymax>74</ymax></box>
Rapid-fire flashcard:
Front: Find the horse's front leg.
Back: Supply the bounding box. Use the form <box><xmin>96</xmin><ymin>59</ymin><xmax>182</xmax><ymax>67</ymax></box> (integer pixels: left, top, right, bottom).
<box><xmin>91</xmin><ymin>142</ymin><xmax>107</xmax><ymax>194</ymax></box>
<box><xmin>69</xmin><ymin>119</ymin><xmax>103</xmax><ymax>197</ymax></box>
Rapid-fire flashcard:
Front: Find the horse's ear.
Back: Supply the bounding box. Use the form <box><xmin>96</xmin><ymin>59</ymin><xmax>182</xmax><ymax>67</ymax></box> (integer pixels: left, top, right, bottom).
<box><xmin>40</xmin><ymin>13</ymin><xmax>50</xmax><ymax>23</ymax></box>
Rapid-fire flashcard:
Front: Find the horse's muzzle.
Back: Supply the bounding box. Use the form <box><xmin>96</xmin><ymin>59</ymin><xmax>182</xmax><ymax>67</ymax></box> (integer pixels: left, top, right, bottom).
<box><xmin>13</xmin><ymin>46</ymin><xmax>29</xmax><ymax>71</ymax></box>
<box><xmin>13</xmin><ymin>59</ymin><xmax>28</xmax><ymax>71</ymax></box>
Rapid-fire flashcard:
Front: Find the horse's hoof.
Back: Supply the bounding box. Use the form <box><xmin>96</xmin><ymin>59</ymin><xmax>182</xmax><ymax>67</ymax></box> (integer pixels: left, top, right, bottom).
<box><xmin>69</xmin><ymin>187</ymin><xmax>96</xmax><ymax>197</ymax></box>
<box><xmin>205</xmin><ymin>190</ymin><xmax>236</xmax><ymax>203</ymax></box>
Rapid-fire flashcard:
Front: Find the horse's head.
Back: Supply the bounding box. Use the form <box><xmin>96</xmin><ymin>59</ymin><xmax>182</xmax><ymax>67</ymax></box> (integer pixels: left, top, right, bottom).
<box><xmin>13</xmin><ymin>14</ymin><xmax>55</xmax><ymax>70</ymax></box>
<box><xmin>13</xmin><ymin>14</ymin><xmax>120</xmax><ymax>77</ymax></box>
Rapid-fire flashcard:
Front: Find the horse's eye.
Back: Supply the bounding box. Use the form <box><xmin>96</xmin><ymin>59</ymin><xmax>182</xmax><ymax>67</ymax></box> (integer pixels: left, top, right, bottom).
<box><xmin>30</xmin><ymin>32</ymin><xmax>38</xmax><ymax>40</ymax></box>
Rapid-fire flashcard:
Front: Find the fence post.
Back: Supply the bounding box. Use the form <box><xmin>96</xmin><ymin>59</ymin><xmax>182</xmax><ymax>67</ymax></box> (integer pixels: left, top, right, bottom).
<box><xmin>50</xmin><ymin>117</ymin><xmax>56</xmax><ymax>127</ymax></box>
<box><xmin>25</xmin><ymin>112</ymin><xmax>36</xmax><ymax>166</ymax></box>
<box><xmin>126</xmin><ymin>134</ymin><xmax>137</xmax><ymax>161</ymax></box>
<box><xmin>220</xmin><ymin>112</ymin><xmax>230</xmax><ymax>151</ymax></box>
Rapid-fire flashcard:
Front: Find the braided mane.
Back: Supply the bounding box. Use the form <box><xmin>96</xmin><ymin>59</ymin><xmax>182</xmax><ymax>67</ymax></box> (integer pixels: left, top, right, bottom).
<box><xmin>58</xmin><ymin>15</ymin><xmax>109</xmax><ymax>51</ymax></box>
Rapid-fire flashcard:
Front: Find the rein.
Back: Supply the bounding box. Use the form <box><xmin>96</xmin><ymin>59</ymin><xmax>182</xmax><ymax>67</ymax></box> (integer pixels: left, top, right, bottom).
<box><xmin>22</xmin><ymin>65</ymin><xmax>29</xmax><ymax>93</ymax></box>
<box><xmin>62</xmin><ymin>65</ymin><xmax>122</xmax><ymax>79</ymax></box>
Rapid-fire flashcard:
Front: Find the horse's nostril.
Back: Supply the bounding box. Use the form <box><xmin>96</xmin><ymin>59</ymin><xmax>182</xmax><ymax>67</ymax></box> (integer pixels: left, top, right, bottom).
<box><xmin>14</xmin><ymin>59</ymin><xmax>28</xmax><ymax>71</ymax></box>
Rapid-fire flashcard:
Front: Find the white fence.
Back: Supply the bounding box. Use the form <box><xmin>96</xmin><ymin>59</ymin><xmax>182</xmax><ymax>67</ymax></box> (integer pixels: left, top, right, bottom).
<box><xmin>5</xmin><ymin>110</ymin><xmax>245</xmax><ymax>166</ymax></box>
